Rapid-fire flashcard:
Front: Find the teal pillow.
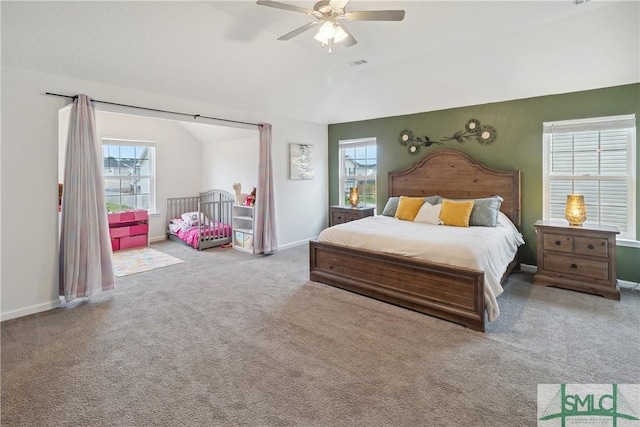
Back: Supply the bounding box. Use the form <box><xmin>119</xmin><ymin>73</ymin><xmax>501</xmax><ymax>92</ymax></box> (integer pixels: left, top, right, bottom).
<box><xmin>469</xmin><ymin>196</ymin><xmax>504</xmax><ymax>227</ymax></box>
<box><xmin>424</xmin><ymin>195</ymin><xmax>442</xmax><ymax>205</ymax></box>
<box><xmin>382</xmin><ymin>197</ymin><xmax>399</xmax><ymax>216</ymax></box>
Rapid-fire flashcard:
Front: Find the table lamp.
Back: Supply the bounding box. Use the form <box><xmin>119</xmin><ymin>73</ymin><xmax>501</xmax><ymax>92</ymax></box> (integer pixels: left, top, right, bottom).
<box><xmin>565</xmin><ymin>194</ymin><xmax>586</xmax><ymax>226</ymax></box>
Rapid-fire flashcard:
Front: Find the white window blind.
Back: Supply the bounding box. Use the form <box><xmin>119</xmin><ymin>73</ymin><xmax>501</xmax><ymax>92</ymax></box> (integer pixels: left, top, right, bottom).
<box><xmin>542</xmin><ymin>114</ymin><xmax>636</xmax><ymax>240</ymax></box>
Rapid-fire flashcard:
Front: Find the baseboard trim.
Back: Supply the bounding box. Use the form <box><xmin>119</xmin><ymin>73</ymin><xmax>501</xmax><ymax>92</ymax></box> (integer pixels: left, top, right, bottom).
<box><xmin>520</xmin><ymin>263</ymin><xmax>537</xmax><ymax>274</ymax></box>
<box><xmin>1</xmin><ymin>299</ymin><xmax>61</xmax><ymax>322</ymax></box>
<box><xmin>279</xmin><ymin>238</ymin><xmax>314</xmax><ymax>251</ymax></box>
<box><xmin>619</xmin><ymin>279</ymin><xmax>639</xmax><ymax>290</ymax></box>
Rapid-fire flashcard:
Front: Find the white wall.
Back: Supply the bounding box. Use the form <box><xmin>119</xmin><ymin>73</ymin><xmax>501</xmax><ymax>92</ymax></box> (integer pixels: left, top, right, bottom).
<box><xmin>59</xmin><ymin>111</ymin><xmax>206</xmax><ymax>235</ymax></box>
<box><xmin>272</xmin><ymin>124</ymin><xmax>328</xmax><ymax>247</ymax></box>
<box><xmin>201</xmin><ymin>136</ymin><xmax>258</xmax><ymax>197</ymax></box>
<box><xmin>94</xmin><ymin>112</ymin><xmax>204</xmax><ymax>240</ymax></box>
<box><xmin>1</xmin><ymin>66</ymin><xmax>328</xmax><ymax>321</ymax></box>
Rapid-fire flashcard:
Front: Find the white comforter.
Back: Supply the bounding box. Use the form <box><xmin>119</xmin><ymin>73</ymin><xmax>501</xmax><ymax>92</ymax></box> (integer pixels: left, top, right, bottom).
<box><xmin>317</xmin><ymin>212</ymin><xmax>524</xmax><ymax>321</ymax></box>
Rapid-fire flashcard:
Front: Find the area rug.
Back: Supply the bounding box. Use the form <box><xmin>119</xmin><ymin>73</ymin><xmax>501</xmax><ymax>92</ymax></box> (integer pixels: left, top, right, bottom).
<box><xmin>112</xmin><ymin>247</ymin><xmax>185</xmax><ymax>277</ymax></box>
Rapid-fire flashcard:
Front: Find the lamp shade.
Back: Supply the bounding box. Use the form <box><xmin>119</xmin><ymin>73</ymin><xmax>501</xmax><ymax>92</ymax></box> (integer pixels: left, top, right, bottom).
<box><xmin>349</xmin><ymin>187</ymin><xmax>360</xmax><ymax>208</ymax></box>
<box><xmin>314</xmin><ymin>21</ymin><xmax>335</xmax><ymax>44</ymax></box>
<box><xmin>333</xmin><ymin>25</ymin><xmax>348</xmax><ymax>43</ymax></box>
<box><xmin>565</xmin><ymin>194</ymin><xmax>586</xmax><ymax>226</ymax></box>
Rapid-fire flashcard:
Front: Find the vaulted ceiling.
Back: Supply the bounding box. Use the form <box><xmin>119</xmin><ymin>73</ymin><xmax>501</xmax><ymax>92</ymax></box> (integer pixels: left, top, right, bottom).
<box><xmin>2</xmin><ymin>1</ymin><xmax>639</xmax><ymax>125</ymax></box>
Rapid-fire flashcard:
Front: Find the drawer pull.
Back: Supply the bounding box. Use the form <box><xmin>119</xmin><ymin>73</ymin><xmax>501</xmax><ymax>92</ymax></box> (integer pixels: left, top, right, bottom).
<box><xmin>555</xmin><ymin>240</ymin><xmax>561</xmax><ymax>246</ymax></box>
<box><xmin>588</xmin><ymin>244</ymin><xmax>594</xmax><ymax>250</ymax></box>
<box><xmin>570</xmin><ymin>263</ymin><xmax>578</xmax><ymax>269</ymax></box>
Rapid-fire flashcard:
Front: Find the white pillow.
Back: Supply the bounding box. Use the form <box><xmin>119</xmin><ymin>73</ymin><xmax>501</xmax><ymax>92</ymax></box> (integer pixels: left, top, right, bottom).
<box><xmin>180</xmin><ymin>211</ymin><xmax>209</xmax><ymax>227</ymax></box>
<box><xmin>413</xmin><ymin>202</ymin><xmax>443</xmax><ymax>225</ymax></box>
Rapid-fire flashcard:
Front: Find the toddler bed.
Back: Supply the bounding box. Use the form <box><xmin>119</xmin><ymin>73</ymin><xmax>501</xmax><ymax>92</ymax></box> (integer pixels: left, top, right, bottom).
<box><xmin>166</xmin><ymin>189</ymin><xmax>233</xmax><ymax>250</ymax></box>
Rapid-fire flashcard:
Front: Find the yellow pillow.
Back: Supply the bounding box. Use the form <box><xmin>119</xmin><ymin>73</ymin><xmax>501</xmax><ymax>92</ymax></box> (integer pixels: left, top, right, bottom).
<box><xmin>395</xmin><ymin>196</ymin><xmax>425</xmax><ymax>221</ymax></box>
<box><xmin>440</xmin><ymin>199</ymin><xmax>475</xmax><ymax>227</ymax></box>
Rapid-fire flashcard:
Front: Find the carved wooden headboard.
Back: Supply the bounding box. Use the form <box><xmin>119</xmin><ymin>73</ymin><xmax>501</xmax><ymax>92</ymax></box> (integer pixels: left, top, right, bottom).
<box><xmin>388</xmin><ymin>149</ymin><xmax>521</xmax><ymax>228</ymax></box>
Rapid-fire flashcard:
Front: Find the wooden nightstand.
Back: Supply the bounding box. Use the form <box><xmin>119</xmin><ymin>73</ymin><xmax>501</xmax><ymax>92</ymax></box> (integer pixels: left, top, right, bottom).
<box><xmin>534</xmin><ymin>220</ymin><xmax>620</xmax><ymax>300</ymax></box>
<box><xmin>330</xmin><ymin>205</ymin><xmax>375</xmax><ymax>226</ymax></box>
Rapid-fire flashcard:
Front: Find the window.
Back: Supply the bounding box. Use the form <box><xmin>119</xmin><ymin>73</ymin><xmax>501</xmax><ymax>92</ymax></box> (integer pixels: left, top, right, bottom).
<box><xmin>339</xmin><ymin>138</ymin><xmax>376</xmax><ymax>208</ymax></box>
<box><xmin>542</xmin><ymin>114</ymin><xmax>636</xmax><ymax>241</ymax></box>
<box><xmin>102</xmin><ymin>138</ymin><xmax>156</xmax><ymax>213</ymax></box>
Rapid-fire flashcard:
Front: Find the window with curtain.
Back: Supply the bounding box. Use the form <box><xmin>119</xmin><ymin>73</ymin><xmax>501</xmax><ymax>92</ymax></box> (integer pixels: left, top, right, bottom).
<box><xmin>542</xmin><ymin>114</ymin><xmax>636</xmax><ymax>241</ymax></box>
<box><xmin>339</xmin><ymin>137</ymin><xmax>377</xmax><ymax>208</ymax></box>
<box><xmin>102</xmin><ymin>138</ymin><xmax>156</xmax><ymax>213</ymax></box>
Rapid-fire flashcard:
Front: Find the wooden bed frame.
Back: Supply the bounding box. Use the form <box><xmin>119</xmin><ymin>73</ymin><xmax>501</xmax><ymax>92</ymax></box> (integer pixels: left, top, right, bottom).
<box><xmin>309</xmin><ymin>149</ymin><xmax>521</xmax><ymax>332</ymax></box>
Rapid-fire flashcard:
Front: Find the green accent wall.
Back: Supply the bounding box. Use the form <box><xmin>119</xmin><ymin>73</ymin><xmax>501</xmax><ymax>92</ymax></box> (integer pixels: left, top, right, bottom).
<box><xmin>328</xmin><ymin>83</ymin><xmax>640</xmax><ymax>282</ymax></box>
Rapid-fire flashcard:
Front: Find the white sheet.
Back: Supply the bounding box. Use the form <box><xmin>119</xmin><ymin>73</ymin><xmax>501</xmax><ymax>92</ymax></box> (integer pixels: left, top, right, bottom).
<box><xmin>317</xmin><ymin>212</ymin><xmax>524</xmax><ymax>321</ymax></box>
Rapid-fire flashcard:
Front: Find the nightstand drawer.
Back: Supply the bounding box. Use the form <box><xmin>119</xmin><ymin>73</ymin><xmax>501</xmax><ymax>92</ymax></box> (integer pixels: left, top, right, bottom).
<box><xmin>329</xmin><ymin>205</ymin><xmax>375</xmax><ymax>226</ymax></box>
<box><xmin>331</xmin><ymin>211</ymin><xmax>346</xmax><ymax>225</ymax></box>
<box><xmin>345</xmin><ymin>212</ymin><xmax>363</xmax><ymax>222</ymax></box>
<box><xmin>543</xmin><ymin>253</ymin><xmax>609</xmax><ymax>281</ymax></box>
<box><xmin>543</xmin><ymin>233</ymin><xmax>573</xmax><ymax>254</ymax></box>
<box><xmin>573</xmin><ymin>236</ymin><xmax>608</xmax><ymax>258</ymax></box>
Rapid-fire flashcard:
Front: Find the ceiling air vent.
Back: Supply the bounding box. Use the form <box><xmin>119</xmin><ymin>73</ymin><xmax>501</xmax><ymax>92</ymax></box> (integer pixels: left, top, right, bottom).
<box><xmin>348</xmin><ymin>59</ymin><xmax>368</xmax><ymax>67</ymax></box>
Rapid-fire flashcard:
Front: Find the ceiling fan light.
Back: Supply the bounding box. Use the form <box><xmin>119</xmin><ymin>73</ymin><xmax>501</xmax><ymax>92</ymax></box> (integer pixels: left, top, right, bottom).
<box><xmin>315</xmin><ymin>21</ymin><xmax>336</xmax><ymax>42</ymax></box>
<box><xmin>313</xmin><ymin>31</ymin><xmax>329</xmax><ymax>44</ymax></box>
<box><xmin>333</xmin><ymin>25</ymin><xmax>348</xmax><ymax>43</ymax></box>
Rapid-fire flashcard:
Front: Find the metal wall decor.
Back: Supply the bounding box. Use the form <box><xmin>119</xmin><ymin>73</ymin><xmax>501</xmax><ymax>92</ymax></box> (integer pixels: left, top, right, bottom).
<box><xmin>289</xmin><ymin>143</ymin><xmax>315</xmax><ymax>179</ymax></box>
<box><xmin>399</xmin><ymin>119</ymin><xmax>497</xmax><ymax>155</ymax></box>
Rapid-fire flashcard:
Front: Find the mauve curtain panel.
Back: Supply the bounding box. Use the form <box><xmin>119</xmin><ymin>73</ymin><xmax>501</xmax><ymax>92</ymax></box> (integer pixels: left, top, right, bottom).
<box><xmin>59</xmin><ymin>94</ymin><xmax>115</xmax><ymax>301</ymax></box>
<box><xmin>254</xmin><ymin>123</ymin><xmax>278</xmax><ymax>254</ymax></box>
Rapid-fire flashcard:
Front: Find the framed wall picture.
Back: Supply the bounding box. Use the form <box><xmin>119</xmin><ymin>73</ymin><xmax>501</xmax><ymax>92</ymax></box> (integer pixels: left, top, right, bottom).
<box><xmin>289</xmin><ymin>143</ymin><xmax>314</xmax><ymax>180</ymax></box>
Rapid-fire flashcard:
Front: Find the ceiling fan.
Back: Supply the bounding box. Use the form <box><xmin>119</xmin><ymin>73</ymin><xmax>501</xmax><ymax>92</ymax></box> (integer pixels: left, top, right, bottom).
<box><xmin>256</xmin><ymin>0</ymin><xmax>405</xmax><ymax>52</ymax></box>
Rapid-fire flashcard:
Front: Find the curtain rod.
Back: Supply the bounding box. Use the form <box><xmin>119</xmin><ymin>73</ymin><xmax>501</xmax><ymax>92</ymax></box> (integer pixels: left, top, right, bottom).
<box><xmin>45</xmin><ymin>92</ymin><xmax>260</xmax><ymax>127</ymax></box>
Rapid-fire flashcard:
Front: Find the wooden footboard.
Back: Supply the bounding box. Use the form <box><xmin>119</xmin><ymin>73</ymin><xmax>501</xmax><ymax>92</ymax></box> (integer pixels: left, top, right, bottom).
<box><xmin>309</xmin><ymin>240</ymin><xmax>486</xmax><ymax>332</ymax></box>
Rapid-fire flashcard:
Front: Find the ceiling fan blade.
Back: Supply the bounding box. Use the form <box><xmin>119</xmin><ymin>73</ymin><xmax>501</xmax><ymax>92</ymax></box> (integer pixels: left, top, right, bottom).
<box><xmin>256</xmin><ymin>0</ymin><xmax>313</xmax><ymax>15</ymax></box>
<box><xmin>329</xmin><ymin>0</ymin><xmax>349</xmax><ymax>10</ymax></box>
<box><xmin>336</xmin><ymin>23</ymin><xmax>357</xmax><ymax>47</ymax></box>
<box><xmin>277</xmin><ymin>21</ymin><xmax>321</xmax><ymax>41</ymax></box>
<box><xmin>345</xmin><ymin>10</ymin><xmax>406</xmax><ymax>21</ymax></box>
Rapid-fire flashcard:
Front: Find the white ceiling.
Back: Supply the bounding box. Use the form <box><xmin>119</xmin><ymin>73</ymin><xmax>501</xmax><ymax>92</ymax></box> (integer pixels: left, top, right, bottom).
<box><xmin>2</xmin><ymin>1</ymin><xmax>639</xmax><ymax>126</ymax></box>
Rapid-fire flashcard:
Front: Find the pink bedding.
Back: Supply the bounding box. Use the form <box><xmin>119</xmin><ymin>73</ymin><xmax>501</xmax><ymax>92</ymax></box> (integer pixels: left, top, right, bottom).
<box><xmin>169</xmin><ymin>219</ymin><xmax>232</xmax><ymax>249</ymax></box>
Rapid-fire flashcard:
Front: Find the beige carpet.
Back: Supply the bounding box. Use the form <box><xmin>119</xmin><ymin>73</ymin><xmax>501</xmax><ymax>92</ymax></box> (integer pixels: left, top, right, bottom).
<box><xmin>2</xmin><ymin>241</ymin><xmax>638</xmax><ymax>426</ymax></box>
